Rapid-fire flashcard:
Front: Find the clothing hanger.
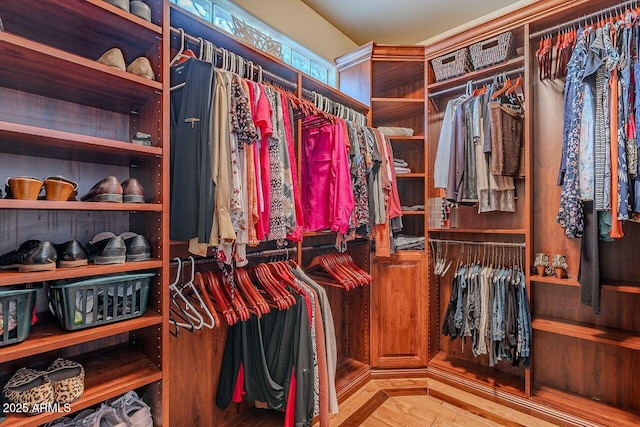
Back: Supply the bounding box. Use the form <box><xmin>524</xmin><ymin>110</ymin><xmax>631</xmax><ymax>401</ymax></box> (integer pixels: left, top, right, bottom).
<box><xmin>169</xmin><ymin>258</ymin><xmax>204</xmax><ymax>332</ymax></box>
<box><xmin>194</xmin><ymin>271</ymin><xmax>221</xmax><ymax>327</ymax></box>
<box><xmin>204</xmin><ymin>271</ymin><xmax>239</xmax><ymax>325</ymax></box>
<box><xmin>170</xmin><ymin>28</ymin><xmax>186</xmax><ymax>66</ymax></box>
<box><xmin>180</xmin><ymin>257</ymin><xmax>217</xmax><ymax>329</ymax></box>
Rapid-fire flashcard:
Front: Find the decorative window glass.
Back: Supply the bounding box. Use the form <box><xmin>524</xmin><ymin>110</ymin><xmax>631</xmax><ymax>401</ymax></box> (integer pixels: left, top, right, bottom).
<box><xmin>171</xmin><ymin>0</ymin><xmax>336</xmax><ymax>86</ymax></box>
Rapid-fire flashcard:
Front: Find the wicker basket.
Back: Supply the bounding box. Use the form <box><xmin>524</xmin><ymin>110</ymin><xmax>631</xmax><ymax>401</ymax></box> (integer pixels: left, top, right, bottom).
<box><xmin>431</xmin><ymin>48</ymin><xmax>472</xmax><ymax>82</ymax></box>
<box><xmin>469</xmin><ymin>32</ymin><xmax>515</xmax><ymax>70</ymax></box>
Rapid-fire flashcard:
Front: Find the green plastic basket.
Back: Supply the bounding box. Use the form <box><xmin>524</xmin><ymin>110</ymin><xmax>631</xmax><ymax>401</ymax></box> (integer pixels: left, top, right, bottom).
<box><xmin>48</xmin><ymin>272</ymin><xmax>154</xmax><ymax>331</ymax></box>
<box><xmin>0</xmin><ymin>286</ymin><xmax>40</xmax><ymax>347</ymax></box>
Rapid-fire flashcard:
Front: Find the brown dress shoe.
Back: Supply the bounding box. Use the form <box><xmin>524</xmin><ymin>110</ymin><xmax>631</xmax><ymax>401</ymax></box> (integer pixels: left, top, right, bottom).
<box><xmin>81</xmin><ymin>176</ymin><xmax>123</xmax><ymax>202</ymax></box>
<box><xmin>122</xmin><ymin>178</ymin><xmax>145</xmax><ymax>203</ymax></box>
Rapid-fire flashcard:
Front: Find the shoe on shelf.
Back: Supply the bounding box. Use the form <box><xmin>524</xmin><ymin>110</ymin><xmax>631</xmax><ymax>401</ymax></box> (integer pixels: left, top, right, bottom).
<box><xmin>77</xmin><ymin>404</ymin><xmax>127</xmax><ymax>427</ymax></box>
<box><xmin>119</xmin><ymin>232</ymin><xmax>151</xmax><ymax>262</ymax></box>
<box><xmin>0</xmin><ymin>240</ymin><xmax>57</xmax><ymax>272</ymax></box>
<box><xmin>44</xmin><ymin>176</ymin><xmax>78</xmax><ymax>201</ymax></box>
<box><xmin>55</xmin><ymin>240</ymin><xmax>88</xmax><ymax>268</ymax></box>
<box><xmin>103</xmin><ymin>0</ymin><xmax>130</xmax><ymax>13</ymax></box>
<box><xmin>108</xmin><ymin>391</ymin><xmax>153</xmax><ymax>427</ymax></box>
<box><xmin>122</xmin><ymin>178</ymin><xmax>145</xmax><ymax>204</ymax></box>
<box><xmin>46</xmin><ymin>358</ymin><xmax>85</xmax><ymax>404</ymax></box>
<box><xmin>130</xmin><ymin>1</ymin><xmax>151</xmax><ymax>22</ymax></box>
<box><xmin>5</xmin><ymin>177</ymin><xmax>43</xmax><ymax>200</ymax></box>
<box><xmin>87</xmin><ymin>232</ymin><xmax>126</xmax><ymax>265</ymax></box>
<box><xmin>81</xmin><ymin>176</ymin><xmax>123</xmax><ymax>203</ymax></box>
<box><xmin>2</xmin><ymin>367</ymin><xmax>55</xmax><ymax>415</ymax></box>
<box><xmin>96</xmin><ymin>48</ymin><xmax>126</xmax><ymax>72</ymax></box>
<box><xmin>126</xmin><ymin>57</ymin><xmax>155</xmax><ymax>80</ymax></box>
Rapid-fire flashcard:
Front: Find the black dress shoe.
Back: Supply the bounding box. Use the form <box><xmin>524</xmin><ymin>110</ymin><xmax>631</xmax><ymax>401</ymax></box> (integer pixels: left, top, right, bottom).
<box><xmin>55</xmin><ymin>240</ymin><xmax>88</xmax><ymax>268</ymax></box>
<box><xmin>86</xmin><ymin>232</ymin><xmax>126</xmax><ymax>265</ymax></box>
<box><xmin>119</xmin><ymin>232</ymin><xmax>151</xmax><ymax>261</ymax></box>
<box><xmin>0</xmin><ymin>240</ymin><xmax>57</xmax><ymax>272</ymax></box>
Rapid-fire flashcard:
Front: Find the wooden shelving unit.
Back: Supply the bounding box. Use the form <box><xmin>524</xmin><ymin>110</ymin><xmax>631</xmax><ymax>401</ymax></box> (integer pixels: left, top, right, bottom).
<box><xmin>2</xmin><ymin>347</ymin><xmax>162</xmax><ymax>427</ymax></box>
<box><xmin>0</xmin><ymin>0</ymin><xmax>168</xmax><ymax>424</ymax></box>
<box><xmin>532</xmin><ymin>316</ymin><xmax>640</xmax><ymax>351</ymax></box>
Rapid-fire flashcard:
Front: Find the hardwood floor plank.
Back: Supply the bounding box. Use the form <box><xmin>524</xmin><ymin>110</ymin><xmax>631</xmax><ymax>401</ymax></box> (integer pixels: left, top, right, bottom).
<box><xmin>362</xmin><ymin>415</ymin><xmax>396</xmax><ymax>427</ymax></box>
<box><xmin>372</xmin><ymin>402</ymin><xmax>438</xmax><ymax>426</ymax></box>
<box><xmin>339</xmin><ymin>390</ymin><xmax>389</xmax><ymax>427</ymax></box>
<box><xmin>388</xmin><ymin>395</ymin><xmax>457</xmax><ymax>422</ymax></box>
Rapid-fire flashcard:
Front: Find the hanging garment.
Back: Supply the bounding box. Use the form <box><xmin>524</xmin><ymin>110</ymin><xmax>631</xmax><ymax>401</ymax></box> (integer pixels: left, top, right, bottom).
<box><xmin>169</xmin><ymin>58</ymin><xmax>215</xmax><ymax>242</ymax></box>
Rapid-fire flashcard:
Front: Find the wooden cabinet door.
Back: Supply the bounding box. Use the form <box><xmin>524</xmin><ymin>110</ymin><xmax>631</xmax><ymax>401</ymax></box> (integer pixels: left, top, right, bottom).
<box><xmin>370</xmin><ymin>251</ymin><xmax>428</xmax><ymax>368</ymax></box>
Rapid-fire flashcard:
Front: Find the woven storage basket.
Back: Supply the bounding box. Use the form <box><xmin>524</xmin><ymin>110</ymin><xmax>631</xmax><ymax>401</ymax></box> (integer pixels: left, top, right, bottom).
<box><xmin>431</xmin><ymin>48</ymin><xmax>472</xmax><ymax>82</ymax></box>
<box><xmin>469</xmin><ymin>32</ymin><xmax>515</xmax><ymax>70</ymax></box>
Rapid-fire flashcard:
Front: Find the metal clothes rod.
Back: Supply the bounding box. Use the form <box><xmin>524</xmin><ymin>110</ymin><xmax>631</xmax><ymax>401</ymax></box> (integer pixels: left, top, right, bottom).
<box><xmin>169</xmin><ymin>26</ymin><xmax>364</xmax><ymax>121</ymax></box>
<box><xmin>428</xmin><ymin>238</ymin><xmax>526</xmax><ymax>248</ymax></box>
<box><xmin>529</xmin><ymin>0</ymin><xmax>636</xmax><ymax>39</ymax></box>
<box><xmin>246</xmin><ymin>247</ymin><xmax>298</xmax><ymax>259</ymax></box>
<box><xmin>170</xmin><ymin>26</ymin><xmax>297</xmax><ymax>91</ymax></box>
<box><xmin>428</xmin><ymin>66</ymin><xmax>525</xmax><ymax>98</ymax></box>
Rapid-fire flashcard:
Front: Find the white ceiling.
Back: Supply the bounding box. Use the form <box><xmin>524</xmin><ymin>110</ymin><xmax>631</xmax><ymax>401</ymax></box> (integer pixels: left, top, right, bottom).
<box><xmin>300</xmin><ymin>0</ymin><xmax>524</xmax><ymax>45</ymax></box>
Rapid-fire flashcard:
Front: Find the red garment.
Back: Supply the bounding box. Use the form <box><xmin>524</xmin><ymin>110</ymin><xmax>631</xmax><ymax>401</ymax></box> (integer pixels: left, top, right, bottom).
<box><xmin>251</xmin><ymin>83</ymin><xmax>273</xmax><ymax>240</ymax></box>
<box><xmin>302</xmin><ymin>120</ymin><xmax>355</xmax><ymax>234</ymax></box>
<box><xmin>284</xmin><ymin>370</ymin><xmax>296</xmax><ymax>427</ymax></box>
<box><xmin>385</xmin><ymin>137</ymin><xmax>403</xmax><ymax>219</ymax></box>
<box><xmin>232</xmin><ymin>362</ymin><xmax>245</xmax><ymax>403</ymax></box>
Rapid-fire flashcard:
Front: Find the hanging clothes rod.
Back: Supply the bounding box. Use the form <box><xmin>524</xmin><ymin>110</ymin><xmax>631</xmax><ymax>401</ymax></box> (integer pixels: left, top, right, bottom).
<box><xmin>428</xmin><ymin>66</ymin><xmax>525</xmax><ymax>98</ymax></box>
<box><xmin>529</xmin><ymin>0</ymin><xmax>636</xmax><ymax>39</ymax></box>
<box><xmin>169</xmin><ymin>26</ymin><xmax>365</xmax><ymax>122</ymax></box>
<box><xmin>169</xmin><ymin>26</ymin><xmax>297</xmax><ymax>91</ymax></box>
<box><xmin>428</xmin><ymin>238</ymin><xmax>525</xmax><ymax>248</ymax></box>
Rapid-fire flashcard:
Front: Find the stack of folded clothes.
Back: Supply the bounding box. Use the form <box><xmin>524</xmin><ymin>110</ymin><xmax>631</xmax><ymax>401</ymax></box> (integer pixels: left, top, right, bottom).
<box><xmin>401</xmin><ymin>204</ymin><xmax>425</xmax><ymax>211</ymax></box>
<box><xmin>394</xmin><ymin>234</ymin><xmax>425</xmax><ymax>250</ymax></box>
<box><xmin>394</xmin><ymin>158</ymin><xmax>412</xmax><ymax>174</ymax></box>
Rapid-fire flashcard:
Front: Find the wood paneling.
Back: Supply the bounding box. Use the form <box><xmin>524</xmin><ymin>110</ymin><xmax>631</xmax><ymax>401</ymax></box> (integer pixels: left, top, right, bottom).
<box><xmin>533</xmin><ymin>333</ymin><xmax>640</xmax><ymax>413</ymax></box>
<box><xmin>372</xmin><ymin>61</ymin><xmax>425</xmax><ymax>99</ymax></box>
<box><xmin>371</xmin><ymin>251</ymin><xmax>428</xmax><ymax>368</ymax></box>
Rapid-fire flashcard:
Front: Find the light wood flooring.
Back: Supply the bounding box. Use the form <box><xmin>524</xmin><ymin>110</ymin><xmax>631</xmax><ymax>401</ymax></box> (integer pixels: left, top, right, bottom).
<box><xmin>324</xmin><ymin>378</ymin><xmax>559</xmax><ymax>427</ymax></box>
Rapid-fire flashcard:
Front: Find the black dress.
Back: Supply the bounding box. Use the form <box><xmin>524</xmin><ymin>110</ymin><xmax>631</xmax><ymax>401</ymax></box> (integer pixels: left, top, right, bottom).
<box><xmin>170</xmin><ymin>58</ymin><xmax>215</xmax><ymax>242</ymax></box>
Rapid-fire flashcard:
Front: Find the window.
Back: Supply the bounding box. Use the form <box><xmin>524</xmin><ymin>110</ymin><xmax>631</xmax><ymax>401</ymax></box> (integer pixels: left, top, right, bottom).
<box><xmin>171</xmin><ymin>0</ymin><xmax>336</xmax><ymax>86</ymax></box>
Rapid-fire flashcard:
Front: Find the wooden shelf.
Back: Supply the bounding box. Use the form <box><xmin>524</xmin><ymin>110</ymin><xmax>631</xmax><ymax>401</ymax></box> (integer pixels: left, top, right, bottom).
<box><xmin>427</xmin><ymin>56</ymin><xmax>525</xmax><ymax>93</ymax></box>
<box><xmin>372</xmin><ymin>99</ymin><xmax>424</xmax><ymax>121</ymax></box>
<box><xmin>3</xmin><ymin>346</ymin><xmax>162</xmax><ymax>427</ymax></box>
<box><xmin>530</xmin><ymin>277</ymin><xmax>640</xmax><ymax>294</ymax></box>
<box><xmin>396</xmin><ymin>173</ymin><xmax>426</xmax><ymax>179</ymax></box>
<box><xmin>0</xmin><ymin>32</ymin><xmax>162</xmax><ymax>114</ymax></box>
<box><xmin>532</xmin><ymin>385</ymin><xmax>640</xmax><ymax>427</ymax></box>
<box><xmin>529</xmin><ymin>275</ymin><xmax>579</xmax><ymax>286</ymax></box>
<box><xmin>0</xmin><ymin>200</ymin><xmax>162</xmax><ymax>212</ymax></box>
<box><xmin>428</xmin><ymin>228</ymin><xmax>526</xmax><ymax>235</ymax></box>
<box><xmin>532</xmin><ymin>316</ymin><xmax>640</xmax><ymax>351</ymax></box>
<box><xmin>428</xmin><ymin>351</ymin><xmax>524</xmax><ymax>396</ymax></box>
<box><xmin>303</xmin><ymin>230</ymin><xmax>336</xmax><ymax>237</ymax></box>
<box><xmin>0</xmin><ymin>121</ymin><xmax>162</xmax><ymax>165</ymax></box>
<box><xmin>0</xmin><ymin>312</ymin><xmax>162</xmax><ymax>363</ymax></box>
<box><xmin>372</xmin><ymin>61</ymin><xmax>425</xmax><ymax>98</ymax></box>
<box><xmin>0</xmin><ymin>0</ymin><xmax>162</xmax><ymax>57</ymax></box>
<box><xmin>401</xmin><ymin>211</ymin><xmax>425</xmax><ymax>215</ymax></box>
<box><xmin>0</xmin><ymin>260</ymin><xmax>162</xmax><ymax>286</ymax></box>
<box><xmin>387</xmin><ymin>136</ymin><xmax>425</xmax><ymax>141</ymax></box>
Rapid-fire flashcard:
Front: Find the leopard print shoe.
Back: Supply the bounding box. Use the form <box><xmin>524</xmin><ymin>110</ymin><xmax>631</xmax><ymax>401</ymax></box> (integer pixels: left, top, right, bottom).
<box><xmin>47</xmin><ymin>358</ymin><xmax>85</xmax><ymax>404</ymax></box>
<box><xmin>2</xmin><ymin>367</ymin><xmax>55</xmax><ymax>414</ymax></box>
